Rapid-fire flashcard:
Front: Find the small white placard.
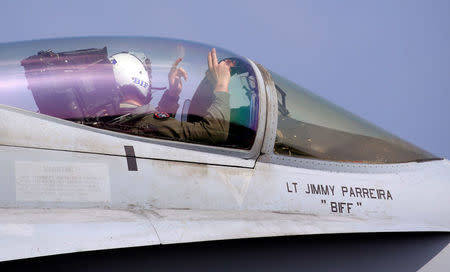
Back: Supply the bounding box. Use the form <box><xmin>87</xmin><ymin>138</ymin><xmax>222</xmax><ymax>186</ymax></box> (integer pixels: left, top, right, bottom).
<box><xmin>15</xmin><ymin>161</ymin><xmax>110</xmax><ymax>202</ymax></box>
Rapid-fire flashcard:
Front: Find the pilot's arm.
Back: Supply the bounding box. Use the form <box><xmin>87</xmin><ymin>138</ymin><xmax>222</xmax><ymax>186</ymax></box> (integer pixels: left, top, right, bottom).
<box><xmin>156</xmin><ymin>57</ymin><xmax>188</xmax><ymax>116</ymax></box>
<box><xmin>157</xmin><ymin>91</ymin><xmax>179</xmax><ymax>115</ymax></box>
<box><xmin>134</xmin><ymin>89</ymin><xmax>230</xmax><ymax>144</ymax></box>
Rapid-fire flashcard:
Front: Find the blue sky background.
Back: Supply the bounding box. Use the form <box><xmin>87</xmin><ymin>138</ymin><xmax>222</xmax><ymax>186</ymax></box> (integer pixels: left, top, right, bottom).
<box><xmin>1</xmin><ymin>0</ymin><xmax>449</xmax><ymax>159</ymax></box>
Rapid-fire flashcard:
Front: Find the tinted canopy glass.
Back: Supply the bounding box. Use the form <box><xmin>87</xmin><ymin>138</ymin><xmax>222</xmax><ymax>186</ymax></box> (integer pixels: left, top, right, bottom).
<box><xmin>0</xmin><ymin>37</ymin><xmax>259</xmax><ymax>149</ymax></box>
<box><xmin>272</xmin><ymin>71</ymin><xmax>438</xmax><ymax>163</ymax></box>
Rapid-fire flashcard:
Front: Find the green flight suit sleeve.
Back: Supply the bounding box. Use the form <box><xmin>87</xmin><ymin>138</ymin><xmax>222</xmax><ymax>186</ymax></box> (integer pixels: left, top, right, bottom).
<box><xmin>133</xmin><ymin>91</ymin><xmax>230</xmax><ymax>145</ymax></box>
<box><xmin>157</xmin><ymin>89</ymin><xmax>180</xmax><ymax>116</ymax></box>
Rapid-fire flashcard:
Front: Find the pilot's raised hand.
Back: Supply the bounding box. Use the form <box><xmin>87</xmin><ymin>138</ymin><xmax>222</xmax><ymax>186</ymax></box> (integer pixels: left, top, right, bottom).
<box><xmin>206</xmin><ymin>48</ymin><xmax>232</xmax><ymax>93</ymax></box>
<box><xmin>167</xmin><ymin>57</ymin><xmax>188</xmax><ymax>97</ymax></box>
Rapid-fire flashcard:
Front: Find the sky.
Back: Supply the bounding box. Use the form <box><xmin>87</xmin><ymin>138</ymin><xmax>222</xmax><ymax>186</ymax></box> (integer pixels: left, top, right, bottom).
<box><xmin>0</xmin><ymin>0</ymin><xmax>449</xmax><ymax>159</ymax></box>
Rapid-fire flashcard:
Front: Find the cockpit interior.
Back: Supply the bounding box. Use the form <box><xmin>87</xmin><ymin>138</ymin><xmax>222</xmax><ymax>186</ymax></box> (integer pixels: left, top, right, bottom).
<box><xmin>0</xmin><ymin>37</ymin><xmax>438</xmax><ymax>163</ymax></box>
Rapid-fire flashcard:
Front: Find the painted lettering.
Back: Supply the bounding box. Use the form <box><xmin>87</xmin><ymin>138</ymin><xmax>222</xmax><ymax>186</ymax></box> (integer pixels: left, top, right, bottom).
<box><xmin>329</xmin><ymin>185</ymin><xmax>335</xmax><ymax>196</ymax></box>
<box><xmin>369</xmin><ymin>189</ymin><xmax>376</xmax><ymax>199</ymax></box>
<box><xmin>342</xmin><ymin>186</ymin><xmax>348</xmax><ymax>196</ymax></box>
<box><xmin>378</xmin><ymin>189</ymin><xmax>385</xmax><ymax>199</ymax></box>
<box><xmin>320</xmin><ymin>185</ymin><xmax>329</xmax><ymax>195</ymax></box>
<box><xmin>355</xmin><ymin>187</ymin><xmax>362</xmax><ymax>198</ymax></box>
<box><xmin>311</xmin><ymin>184</ymin><xmax>320</xmax><ymax>194</ymax></box>
<box><xmin>306</xmin><ymin>184</ymin><xmax>334</xmax><ymax>195</ymax></box>
<box><xmin>387</xmin><ymin>190</ymin><xmax>393</xmax><ymax>200</ymax></box>
<box><xmin>331</xmin><ymin>202</ymin><xmax>353</xmax><ymax>214</ymax></box>
<box><xmin>362</xmin><ymin>188</ymin><xmax>369</xmax><ymax>198</ymax></box>
<box><xmin>286</xmin><ymin>182</ymin><xmax>292</xmax><ymax>193</ymax></box>
<box><xmin>339</xmin><ymin>186</ymin><xmax>393</xmax><ymax>200</ymax></box>
<box><xmin>305</xmin><ymin>184</ymin><xmax>310</xmax><ymax>194</ymax></box>
<box><xmin>349</xmin><ymin>187</ymin><xmax>355</xmax><ymax>197</ymax></box>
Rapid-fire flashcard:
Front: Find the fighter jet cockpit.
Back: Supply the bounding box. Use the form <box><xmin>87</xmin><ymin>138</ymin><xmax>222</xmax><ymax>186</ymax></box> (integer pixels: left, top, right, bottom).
<box><xmin>0</xmin><ymin>37</ymin><xmax>258</xmax><ymax>150</ymax></box>
<box><xmin>0</xmin><ymin>36</ymin><xmax>439</xmax><ymax>164</ymax></box>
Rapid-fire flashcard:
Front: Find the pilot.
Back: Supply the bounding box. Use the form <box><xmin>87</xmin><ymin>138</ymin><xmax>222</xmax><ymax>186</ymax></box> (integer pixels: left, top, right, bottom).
<box><xmin>106</xmin><ymin>48</ymin><xmax>232</xmax><ymax>145</ymax></box>
<box><xmin>109</xmin><ymin>51</ymin><xmax>187</xmax><ymax>116</ymax></box>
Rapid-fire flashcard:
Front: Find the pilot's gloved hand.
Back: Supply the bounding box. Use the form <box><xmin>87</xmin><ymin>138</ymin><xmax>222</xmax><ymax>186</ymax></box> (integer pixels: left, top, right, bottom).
<box><xmin>206</xmin><ymin>48</ymin><xmax>231</xmax><ymax>93</ymax></box>
<box><xmin>167</xmin><ymin>57</ymin><xmax>188</xmax><ymax>97</ymax></box>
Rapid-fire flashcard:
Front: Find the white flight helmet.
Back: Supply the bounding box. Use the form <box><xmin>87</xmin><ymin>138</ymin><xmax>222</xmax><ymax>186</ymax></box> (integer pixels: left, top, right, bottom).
<box><xmin>109</xmin><ymin>52</ymin><xmax>151</xmax><ymax>106</ymax></box>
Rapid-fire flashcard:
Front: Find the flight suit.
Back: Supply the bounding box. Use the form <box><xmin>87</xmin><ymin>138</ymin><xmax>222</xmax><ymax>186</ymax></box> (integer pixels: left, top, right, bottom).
<box><xmin>157</xmin><ymin>92</ymin><xmax>179</xmax><ymax>116</ymax></box>
<box><xmin>109</xmin><ymin>91</ymin><xmax>230</xmax><ymax>145</ymax></box>
<box><xmin>130</xmin><ymin>89</ymin><xmax>180</xmax><ymax>116</ymax></box>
